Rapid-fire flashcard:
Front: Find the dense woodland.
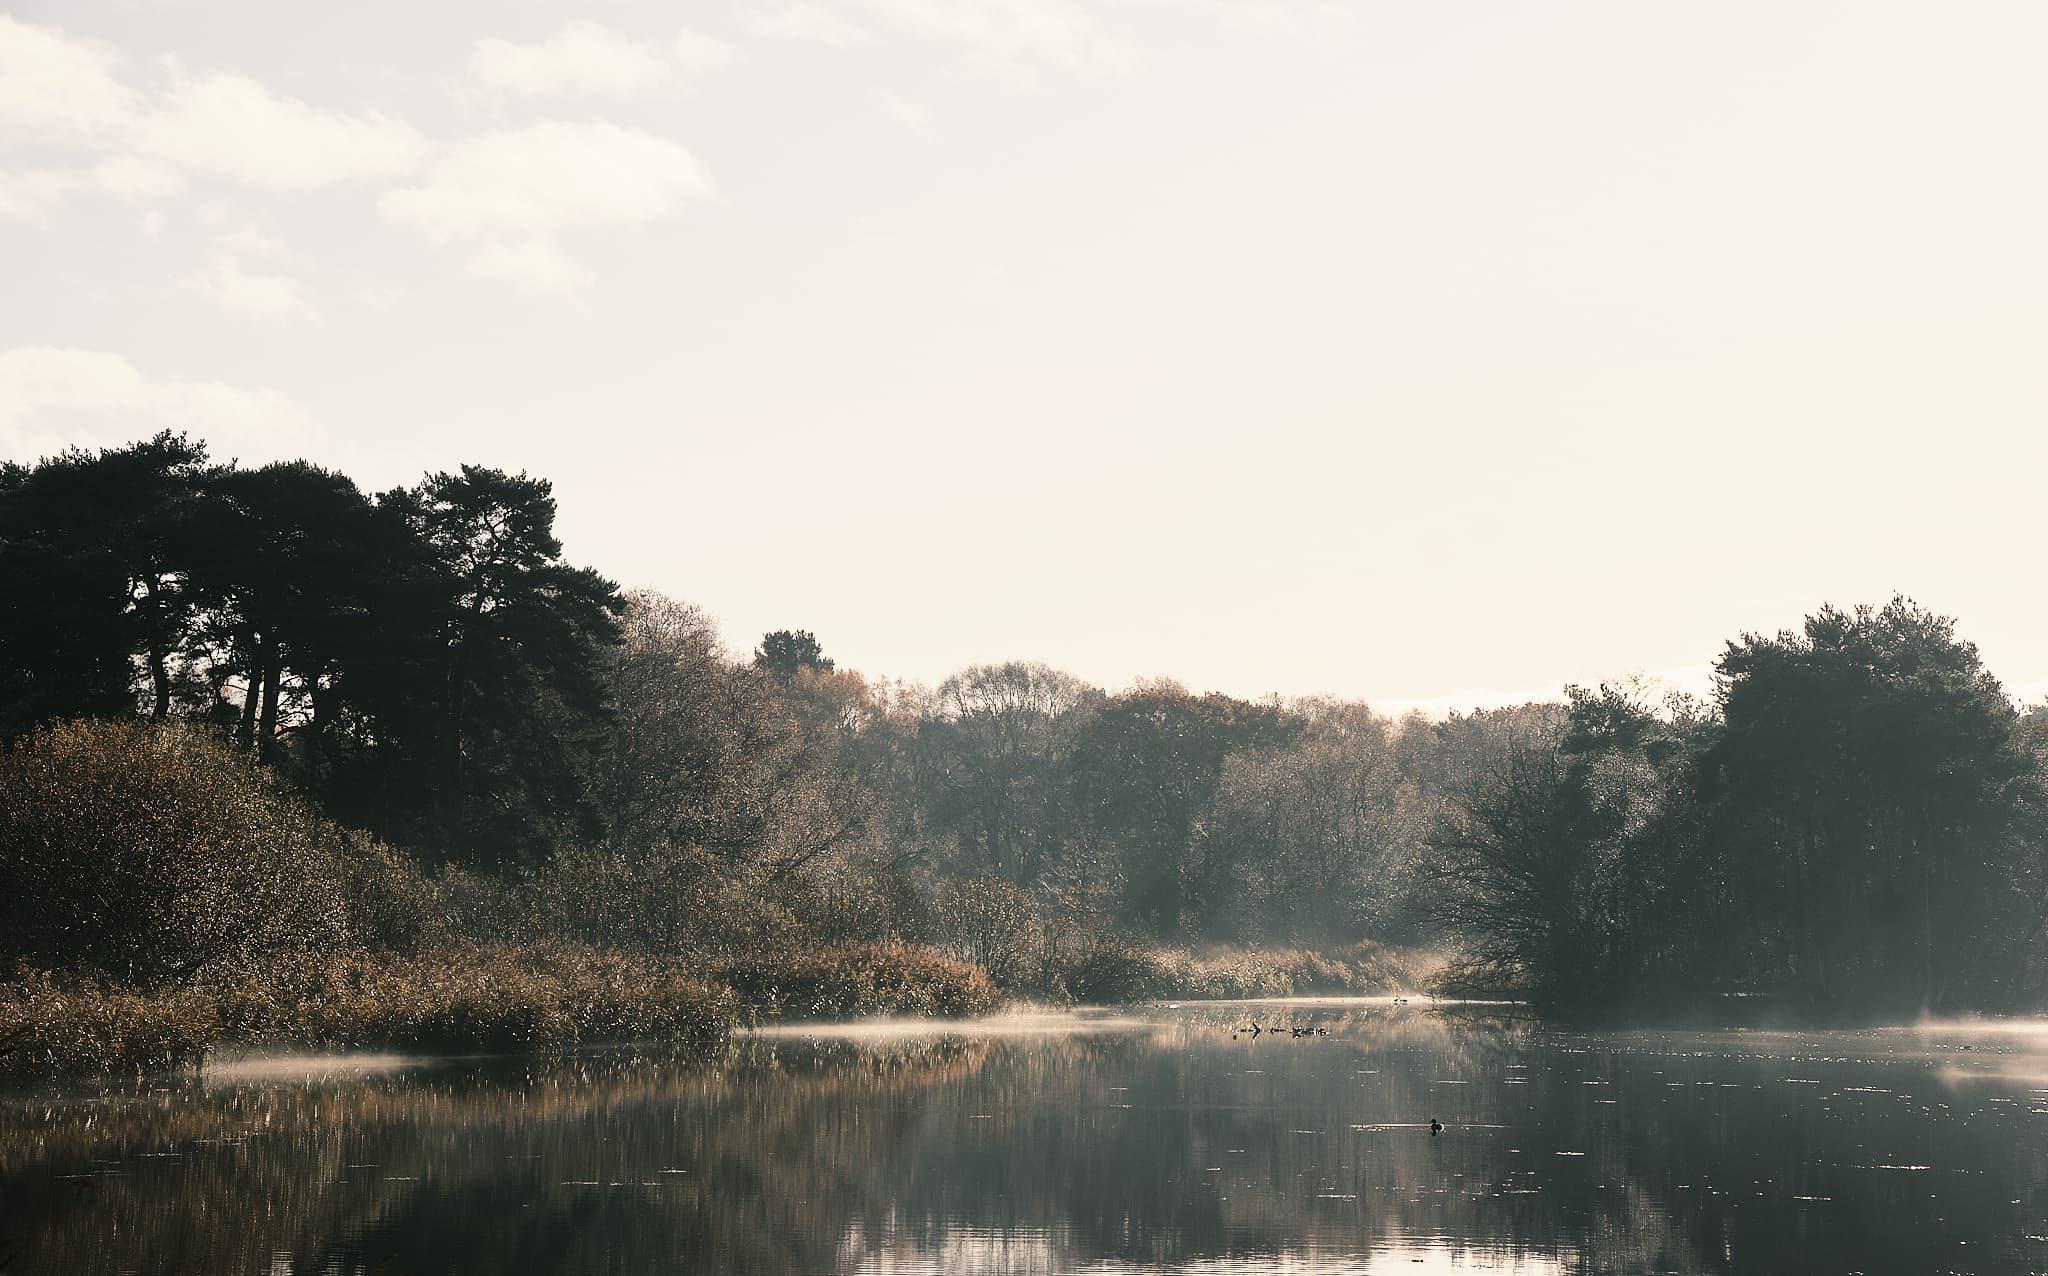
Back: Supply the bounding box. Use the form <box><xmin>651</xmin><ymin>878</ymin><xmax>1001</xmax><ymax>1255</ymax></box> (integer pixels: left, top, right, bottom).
<box><xmin>5</xmin><ymin>433</ymin><xmax>2048</xmax><ymax>1039</ymax></box>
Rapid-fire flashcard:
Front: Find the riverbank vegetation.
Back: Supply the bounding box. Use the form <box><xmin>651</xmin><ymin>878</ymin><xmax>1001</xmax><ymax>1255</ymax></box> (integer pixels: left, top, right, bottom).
<box><xmin>4</xmin><ymin>434</ymin><xmax>2048</xmax><ymax>1072</ymax></box>
<box><xmin>1430</xmin><ymin>603</ymin><xmax>2048</xmax><ymax>1017</ymax></box>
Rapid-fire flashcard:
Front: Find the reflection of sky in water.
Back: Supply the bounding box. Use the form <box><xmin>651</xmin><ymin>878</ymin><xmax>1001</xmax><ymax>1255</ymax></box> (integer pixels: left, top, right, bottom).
<box><xmin>848</xmin><ymin>1226</ymin><xmax>1575</xmax><ymax>1274</ymax></box>
<box><xmin>8</xmin><ymin>1002</ymin><xmax>2048</xmax><ymax>1274</ymax></box>
<box><xmin>746</xmin><ymin>1008</ymin><xmax>1161</xmax><ymax>1039</ymax></box>
<box><xmin>200</xmin><ymin>1051</ymin><xmax>423</xmax><ymax>1082</ymax></box>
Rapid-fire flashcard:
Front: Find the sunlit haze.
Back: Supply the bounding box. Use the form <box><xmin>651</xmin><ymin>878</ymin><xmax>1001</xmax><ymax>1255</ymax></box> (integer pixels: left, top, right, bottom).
<box><xmin>5</xmin><ymin>1</ymin><xmax>2042</xmax><ymax>711</ymax></box>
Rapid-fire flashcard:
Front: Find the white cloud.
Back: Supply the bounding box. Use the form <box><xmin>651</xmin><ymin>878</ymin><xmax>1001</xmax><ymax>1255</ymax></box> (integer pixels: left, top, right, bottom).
<box><xmin>177</xmin><ymin>254</ymin><xmax>319</xmax><ymax>324</ymax></box>
<box><xmin>0</xmin><ymin>155</ymin><xmax>186</xmax><ymax>224</ymax></box>
<box><xmin>0</xmin><ymin>168</ymin><xmax>83</xmax><ymax>222</ymax></box>
<box><xmin>134</xmin><ymin>69</ymin><xmax>428</xmax><ymax>190</ymax></box>
<box><xmin>353</xmin><ymin>283</ymin><xmax>406</xmax><ymax>310</ymax></box>
<box><xmin>739</xmin><ymin>0</ymin><xmax>1135</xmax><ymax>76</ymax></box>
<box><xmin>380</xmin><ymin>120</ymin><xmax>710</xmax><ymax>242</ymax></box>
<box><xmin>1119</xmin><ymin>0</ymin><xmax>1312</xmax><ymax>36</ymax></box>
<box><xmin>91</xmin><ymin>154</ymin><xmax>185</xmax><ymax>200</ymax></box>
<box><xmin>1204</xmin><ymin>0</ymin><xmax>1299</xmax><ymax>35</ymax></box>
<box><xmin>745</xmin><ymin>4</ymin><xmax>870</xmax><ymax>46</ymax></box>
<box><xmin>215</xmin><ymin>226</ymin><xmax>289</xmax><ymax>259</ymax></box>
<box><xmin>379</xmin><ymin>119</ymin><xmax>710</xmax><ymax>289</ymax></box>
<box><xmin>674</xmin><ymin>25</ymin><xmax>741</xmax><ymax>74</ymax></box>
<box><xmin>856</xmin><ymin>0</ymin><xmax>1137</xmax><ymax>74</ymax></box>
<box><xmin>882</xmin><ymin>92</ymin><xmax>930</xmax><ymax>130</ymax></box>
<box><xmin>0</xmin><ymin>16</ymin><xmax>137</xmax><ymax>148</ymax></box>
<box><xmin>0</xmin><ymin>346</ymin><xmax>318</xmax><ymax>462</ymax></box>
<box><xmin>2</xmin><ymin>18</ymin><xmax>429</xmax><ymax>208</ymax></box>
<box><xmin>467</xmin><ymin>238</ymin><xmax>595</xmax><ymax>295</ymax></box>
<box><xmin>470</xmin><ymin>22</ymin><xmax>671</xmax><ymax>98</ymax></box>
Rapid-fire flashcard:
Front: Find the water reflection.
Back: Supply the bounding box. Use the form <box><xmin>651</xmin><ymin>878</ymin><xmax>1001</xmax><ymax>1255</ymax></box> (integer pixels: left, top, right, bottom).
<box><xmin>4</xmin><ymin>1004</ymin><xmax>2048</xmax><ymax>1274</ymax></box>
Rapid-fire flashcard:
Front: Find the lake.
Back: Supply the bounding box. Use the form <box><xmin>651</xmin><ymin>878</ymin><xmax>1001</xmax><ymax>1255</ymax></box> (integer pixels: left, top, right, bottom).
<box><xmin>4</xmin><ymin>1000</ymin><xmax>2047</xmax><ymax>1274</ymax></box>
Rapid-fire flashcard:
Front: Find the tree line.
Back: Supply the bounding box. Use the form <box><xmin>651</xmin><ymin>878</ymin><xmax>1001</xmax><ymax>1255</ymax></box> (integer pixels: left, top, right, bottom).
<box><xmin>1433</xmin><ymin>607</ymin><xmax>2048</xmax><ymax>1014</ymax></box>
<box><xmin>6</xmin><ymin>434</ymin><xmax>2047</xmax><ymax>1015</ymax></box>
<box><xmin>0</xmin><ymin>432</ymin><xmax>620</xmax><ymax>859</ymax></box>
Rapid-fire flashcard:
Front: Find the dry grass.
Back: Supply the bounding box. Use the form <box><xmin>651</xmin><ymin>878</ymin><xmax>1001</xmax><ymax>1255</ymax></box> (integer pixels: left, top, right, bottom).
<box><xmin>1053</xmin><ymin>938</ymin><xmax>1422</xmax><ymax>1004</ymax></box>
<box><xmin>0</xmin><ymin>966</ymin><xmax>218</xmax><ymax>1074</ymax></box>
<box><xmin>0</xmin><ymin>940</ymin><xmax>1006</xmax><ymax>1076</ymax></box>
<box><xmin>0</xmin><ymin>945</ymin><xmax>737</xmax><ymax>1076</ymax></box>
<box><xmin>715</xmin><ymin>942</ymin><xmax>1002</xmax><ymax>1022</ymax></box>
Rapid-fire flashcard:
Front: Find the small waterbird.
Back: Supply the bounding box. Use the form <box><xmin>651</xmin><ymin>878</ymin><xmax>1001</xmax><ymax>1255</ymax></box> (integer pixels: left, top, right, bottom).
<box><xmin>1430</xmin><ymin>1117</ymin><xmax>1444</xmax><ymax>1137</ymax></box>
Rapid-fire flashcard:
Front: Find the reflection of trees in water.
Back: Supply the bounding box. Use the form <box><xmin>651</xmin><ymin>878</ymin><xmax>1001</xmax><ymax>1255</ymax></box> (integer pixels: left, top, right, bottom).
<box><xmin>866</xmin><ymin>1010</ymin><xmax>1593</xmax><ymax>1271</ymax></box>
<box><xmin>4</xmin><ymin>1015</ymin><xmax>2043</xmax><ymax>1274</ymax></box>
<box><xmin>0</xmin><ymin>1038</ymin><xmax>992</xmax><ymax>1276</ymax></box>
<box><xmin>1530</xmin><ymin>1032</ymin><xmax>2048</xmax><ymax>1275</ymax></box>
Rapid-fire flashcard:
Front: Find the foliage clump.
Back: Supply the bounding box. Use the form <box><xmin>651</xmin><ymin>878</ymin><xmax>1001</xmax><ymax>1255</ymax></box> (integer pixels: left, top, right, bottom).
<box><xmin>1428</xmin><ymin>600</ymin><xmax>2048</xmax><ymax>1017</ymax></box>
<box><xmin>209</xmin><ymin>944</ymin><xmax>737</xmax><ymax>1052</ymax></box>
<box><xmin>0</xmin><ymin>965</ymin><xmax>219</xmax><ymax>1074</ymax></box>
<box><xmin>1048</xmin><ymin>937</ymin><xmax>1418</xmax><ymax>1004</ymax></box>
<box><xmin>716</xmin><ymin>942</ymin><xmax>1001</xmax><ymax>1021</ymax></box>
<box><xmin>0</xmin><ymin>720</ymin><xmax>351</xmax><ymax>986</ymax></box>
<box><xmin>0</xmin><ymin>947</ymin><xmax>738</xmax><ymax>1075</ymax></box>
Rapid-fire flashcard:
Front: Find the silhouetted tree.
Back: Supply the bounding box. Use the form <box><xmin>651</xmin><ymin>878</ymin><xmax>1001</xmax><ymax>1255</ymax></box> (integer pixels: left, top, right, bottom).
<box><xmin>186</xmin><ymin>461</ymin><xmax>393</xmax><ymax>759</ymax></box>
<box><xmin>756</xmin><ymin>629</ymin><xmax>833</xmax><ymax>679</ymax></box>
<box><xmin>1424</xmin><ymin>703</ymin><xmax>1588</xmax><ymax>994</ymax></box>
<box><xmin>0</xmin><ymin>433</ymin><xmax>211</xmax><ymax>738</ymax></box>
<box><xmin>383</xmin><ymin>466</ymin><xmax>624</xmax><ymax>864</ymax></box>
<box><xmin>1706</xmin><ymin>597</ymin><xmax>2043</xmax><ymax>1012</ymax></box>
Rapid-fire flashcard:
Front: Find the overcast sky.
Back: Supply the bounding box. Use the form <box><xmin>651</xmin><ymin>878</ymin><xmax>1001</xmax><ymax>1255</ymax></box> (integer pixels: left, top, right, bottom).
<box><xmin>4</xmin><ymin>1</ymin><xmax>2044</xmax><ymax>711</ymax></box>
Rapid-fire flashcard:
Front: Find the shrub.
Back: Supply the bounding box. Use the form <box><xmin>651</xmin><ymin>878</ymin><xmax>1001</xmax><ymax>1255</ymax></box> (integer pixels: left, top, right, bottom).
<box><xmin>0</xmin><ymin>965</ymin><xmax>217</xmax><ymax>1074</ymax></box>
<box><xmin>934</xmin><ymin>873</ymin><xmax>1042</xmax><ymax>987</ymax></box>
<box><xmin>1056</xmin><ymin>935</ymin><xmax>1177</xmax><ymax>1003</ymax></box>
<box><xmin>1047</xmin><ymin>936</ymin><xmax>1421</xmax><ymax>1003</ymax></box>
<box><xmin>852</xmin><ymin>942</ymin><xmax>1002</xmax><ymax>1017</ymax></box>
<box><xmin>210</xmin><ymin>944</ymin><xmax>738</xmax><ymax>1052</ymax></box>
<box><xmin>527</xmin><ymin>844</ymin><xmax>800</xmax><ymax>957</ymax></box>
<box><xmin>0</xmin><ymin>943</ymin><xmax>739</xmax><ymax>1076</ymax></box>
<box><xmin>772</xmin><ymin>863</ymin><xmax>936</xmax><ymax>947</ymax></box>
<box><xmin>0</xmin><ymin>720</ymin><xmax>352</xmax><ymax>986</ymax></box>
<box><xmin>1310</xmin><ymin>939</ymin><xmax>1418</xmax><ymax>991</ymax></box>
<box><xmin>433</xmin><ymin>864</ymin><xmax>537</xmax><ymax>946</ymax></box>
<box><xmin>716</xmin><ymin>941</ymin><xmax>1000</xmax><ymax>1021</ymax></box>
<box><xmin>340</xmin><ymin>832</ymin><xmax>453</xmax><ymax>952</ymax></box>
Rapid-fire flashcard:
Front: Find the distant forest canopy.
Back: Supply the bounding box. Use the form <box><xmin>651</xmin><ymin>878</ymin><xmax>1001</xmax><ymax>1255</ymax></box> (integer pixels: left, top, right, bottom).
<box><xmin>5</xmin><ymin>432</ymin><xmax>2048</xmax><ymax>1014</ymax></box>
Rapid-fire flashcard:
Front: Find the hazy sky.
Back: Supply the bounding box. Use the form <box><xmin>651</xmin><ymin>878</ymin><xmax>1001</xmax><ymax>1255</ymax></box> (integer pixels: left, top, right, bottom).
<box><xmin>4</xmin><ymin>1</ymin><xmax>2044</xmax><ymax>711</ymax></box>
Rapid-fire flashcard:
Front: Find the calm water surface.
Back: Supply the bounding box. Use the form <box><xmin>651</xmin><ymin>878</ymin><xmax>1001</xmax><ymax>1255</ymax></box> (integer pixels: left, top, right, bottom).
<box><xmin>5</xmin><ymin>1001</ymin><xmax>2048</xmax><ymax>1274</ymax></box>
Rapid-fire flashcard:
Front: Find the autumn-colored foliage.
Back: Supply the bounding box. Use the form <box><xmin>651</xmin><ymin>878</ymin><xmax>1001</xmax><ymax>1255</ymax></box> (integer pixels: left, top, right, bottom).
<box><xmin>715</xmin><ymin>942</ymin><xmax>1001</xmax><ymax>1021</ymax></box>
<box><xmin>0</xmin><ymin>719</ymin><xmax>1435</xmax><ymax>1078</ymax></box>
<box><xmin>1053</xmin><ymin>937</ymin><xmax>1418</xmax><ymax>1004</ymax></box>
<box><xmin>1</xmin><ymin>946</ymin><xmax>738</xmax><ymax>1075</ymax></box>
<box><xmin>0</xmin><ymin>720</ymin><xmax>352</xmax><ymax>986</ymax></box>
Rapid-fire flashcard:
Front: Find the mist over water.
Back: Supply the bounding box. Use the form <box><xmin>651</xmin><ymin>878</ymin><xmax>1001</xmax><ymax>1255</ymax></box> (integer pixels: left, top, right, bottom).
<box><xmin>5</xmin><ymin>1001</ymin><xmax>2048</xmax><ymax>1274</ymax></box>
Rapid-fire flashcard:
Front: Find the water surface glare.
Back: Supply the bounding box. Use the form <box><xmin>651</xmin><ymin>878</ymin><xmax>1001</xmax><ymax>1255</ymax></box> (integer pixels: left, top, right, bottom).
<box><xmin>5</xmin><ymin>1002</ymin><xmax>2048</xmax><ymax>1274</ymax></box>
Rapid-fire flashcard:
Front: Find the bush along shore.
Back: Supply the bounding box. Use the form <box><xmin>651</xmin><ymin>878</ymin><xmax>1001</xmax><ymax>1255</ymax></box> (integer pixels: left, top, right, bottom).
<box><xmin>0</xmin><ymin>721</ymin><xmax>1419</xmax><ymax>1078</ymax></box>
